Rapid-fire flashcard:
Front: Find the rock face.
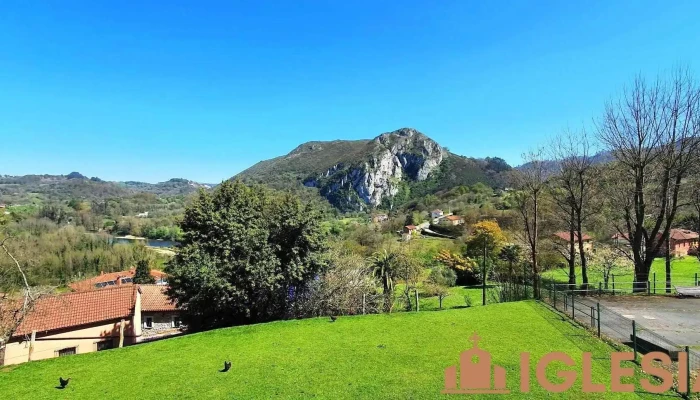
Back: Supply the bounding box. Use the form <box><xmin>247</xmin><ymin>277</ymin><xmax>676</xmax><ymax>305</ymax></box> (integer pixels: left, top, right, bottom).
<box><xmin>304</xmin><ymin>128</ymin><xmax>443</xmax><ymax>209</ymax></box>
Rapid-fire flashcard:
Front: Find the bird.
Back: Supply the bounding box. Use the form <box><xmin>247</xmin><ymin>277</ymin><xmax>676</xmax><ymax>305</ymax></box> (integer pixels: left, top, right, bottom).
<box><xmin>58</xmin><ymin>377</ymin><xmax>70</xmax><ymax>389</ymax></box>
<box><xmin>329</xmin><ymin>315</ymin><xmax>337</xmax><ymax>322</ymax></box>
<box><xmin>222</xmin><ymin>361</ymin><xmax>232</xmax><ymax>372</ymax></box>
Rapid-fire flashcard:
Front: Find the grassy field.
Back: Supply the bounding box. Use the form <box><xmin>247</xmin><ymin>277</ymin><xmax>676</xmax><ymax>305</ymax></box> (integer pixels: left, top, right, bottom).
<box><xmin>0</xmin><ymin>302</ymin><xmax>665</xmax><ymax>399</ymax></box>
<box><xmin>542</xmin><ymin>257</ymin><xmax>700</xmax><ymax>286</ymax></box>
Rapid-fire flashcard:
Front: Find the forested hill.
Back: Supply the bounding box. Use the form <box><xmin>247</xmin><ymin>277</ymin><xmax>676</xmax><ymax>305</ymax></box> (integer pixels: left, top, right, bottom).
<box><xmin>235</xmin><ymin>127</ymin><xmax>511</xmax><ymax>211</ymax></box>
<box><xmin>0</xmin><ymin>174</ymin><xmax>213</xmax><ymax>202</ymax></box>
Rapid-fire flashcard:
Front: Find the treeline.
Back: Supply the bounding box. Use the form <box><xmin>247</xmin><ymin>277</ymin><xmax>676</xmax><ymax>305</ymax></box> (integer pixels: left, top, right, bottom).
<box><xmin>0</xmin><ymin>219</ymin><xmax>161</xmax><ymax>290</ymax></box>
<box><xmin>28</xmin><ymin>192</ymin><xmax>189</xmax><ymax>240</ymax></box>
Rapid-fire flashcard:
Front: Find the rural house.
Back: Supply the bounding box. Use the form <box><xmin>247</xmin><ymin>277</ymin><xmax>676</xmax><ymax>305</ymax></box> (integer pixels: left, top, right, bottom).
<box><xmin>553</xmin><ymin>231</ymin><xmax>594</xmax><ymax>252</ymax></box>
<box><xmin>430</xmin><ymin>209</ymin><xmax>444</xmax><ymax>219</ymax></box>
<box><xmin>139</xmin><ymin>285</ymin><xmax>182</xmax><ymax>341</ymax></box>
<box><xmin>402</xmin><ymin>225</ymin><xmax>419</xmax><ymax>241</ymax></box>
<box><xmin>611</xmin><ymin>229</ymin><xmax>699</xmax><ymax>257</ymax></box>
<box><xmin>662</xmin><ymin>229</ymin><xmax>699</xmax><ymax>257</ymax></box>
<box><xmin>440</xmin><ymin>215</ymin><xmax>465</xmax><ymax>226</ymax></box>
<box><xmin>69</xmin><ymin>268</ymin><xmax>168</xmax><ymax>291</ymax></box>
<box><xmin>1</xmin><ymin>285</ymin><xmax>183</xmax><ymax>366</ymax></box>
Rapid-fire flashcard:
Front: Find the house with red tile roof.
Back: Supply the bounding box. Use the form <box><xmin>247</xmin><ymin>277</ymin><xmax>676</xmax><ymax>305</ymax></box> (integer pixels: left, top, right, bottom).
<box><xmin>553</xmin><ymin>231</ymin><xmax>594</xmax><ymax>252</ymax></box>
<box><xmin>69</xmin><ymin>268</ymin><xmax>168</xmax><ymax>292</ymax></box>
<box><xmin>611</xmin><ymin>229</ymin><xmax>699</xmax><ymax>257</ymax></box>
<box><xmin>1</xmin><ymin>285</ymin><xmax>182</xmax><ymax>366</ymax></box>
<box><xmin>440</xmin><ymin>215</ymin><xmax>465</xmax><ymax>226</ymax></box>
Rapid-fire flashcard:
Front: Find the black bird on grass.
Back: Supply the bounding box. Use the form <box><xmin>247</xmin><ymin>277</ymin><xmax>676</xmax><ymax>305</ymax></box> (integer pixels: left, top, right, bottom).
<box><xmin>222</xmin><ymin>361</ymin><xmax>232</xmax><ymax>372</ymax></box>
<box><xmin>58</xmin><ymin>377</ymin><xmax>70</xmax><ymax>389</ymax></box>
<box><xmin>329</xmin><ymin>315</ymin><xmax>337</xmax><ymax>322</ymax></box>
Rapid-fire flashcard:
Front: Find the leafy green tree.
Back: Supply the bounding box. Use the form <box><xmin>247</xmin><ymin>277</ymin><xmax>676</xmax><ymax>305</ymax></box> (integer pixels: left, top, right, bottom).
<box><xmin>424</xmin><ymin>283</ymin><xmax>451</xmax><ymax>309</ymax></box>
<box><xmin>498</xmin><ymin>244</ymin><xmax>522</xmax><ymax>276</ymax></box>
<box><xmin>166</xmin><ymin>181</ymin><xmax>327</xmax><ymax>329</ymax></box>
<box><xmin>132</xmin><ymin>259</ymin><xmax>155</xmax><ymax>284</ymax></box>
<box><xmin>427</xmin><ymin>265</ymin><xmax>457</xmax><ymax>287</ymax></box>
<box><xmin>426</xmin><ymin>265</ymin><xmax>457</xmax><ymax>310</ymax></box>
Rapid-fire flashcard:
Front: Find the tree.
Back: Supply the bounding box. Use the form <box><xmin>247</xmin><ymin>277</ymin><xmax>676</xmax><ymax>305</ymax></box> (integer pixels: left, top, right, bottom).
<box><xmin>394</xmin><ymin>251</ymin><xmax>423</xmax><ymax>311</ymax></box>
<box><xmin>590</xmin><ymin>245</ymin><xmax>633</xmax><ymax>290</ymax></box>
<box><xmin>598</xmin><ymin>71</ymin><xmax>700</xmax><ymax>291</ymax></box>
<box><xmin>166</xmin><ymin>181</ymin><xmax>328</xmax><ymax>329</ymax></box>
<box><xmin>511</xmin><ymin>149</ymin><xmax>547</xmax><ymax>296</ymax></box>
<box><xmin>0</xmin><ymin>235</ymin><xmax>52</xmax><ymax>347</ymax></box>
<box><xmin>548</xmin><ymin>129</ymin><xmax>598</xmax><ymax>288</ymax></box>
<box><xmin>370</xmin><ymin>248</ymin><xmax>399</xmax><ymax>313</ymax></box>
<box><xmin>427</xmin><ymin>265</ymin><xmax>457</xmax><ymax>287</ymax></box>
<box><xmin>434</xmin><ymin>250</ymin><xmax>478</xmax><ymax>285</ymax></box>
<box><xmin>424</xmin><ymin>283</ymin><xmax>451</xmax><ymax>310</ymax></box>
<box><xmin>132</xmin><ymin>259</ymin><xmax>155</xmax><ymax>284</ymax></box>
<box><xmin>298</xmin><ymin>248</ymin><xmax>381</xmax><ymax>317</ymax></box>
<box><xmin>465</xmin><ymin>219</ymin><xmax>506</xmax><ymax>258</ymax></box>
<box><xmin>498</xmin><ymin>244</ymin><xmax>522</xmax><ymax>277</ymax></box>
<box><xmin>426</xmin><ymin>266</ymin><xmax>456</xmax><ymax>310</ymax></box>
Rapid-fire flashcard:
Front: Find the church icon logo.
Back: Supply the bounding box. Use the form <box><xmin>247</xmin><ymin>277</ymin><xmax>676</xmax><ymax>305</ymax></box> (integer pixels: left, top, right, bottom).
<box><xmin>442</xmin><ymin>332</ymin><xmax>510</xmax><ymax>394</ymax></box>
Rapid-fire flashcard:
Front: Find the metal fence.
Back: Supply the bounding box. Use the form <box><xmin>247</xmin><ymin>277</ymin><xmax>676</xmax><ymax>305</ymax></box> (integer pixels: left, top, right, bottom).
<box><xmin>540</xmin><ymin>286</ymin><xmax>699</xmax><ymax>397</ymax></box>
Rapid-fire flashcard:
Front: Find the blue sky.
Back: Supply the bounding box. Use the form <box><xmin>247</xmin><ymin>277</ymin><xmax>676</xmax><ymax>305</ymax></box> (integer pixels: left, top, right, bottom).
<box><xmin>1</xmin><ymin>1</ymin><xmax>699</xmax><ymax>183</ymax></box>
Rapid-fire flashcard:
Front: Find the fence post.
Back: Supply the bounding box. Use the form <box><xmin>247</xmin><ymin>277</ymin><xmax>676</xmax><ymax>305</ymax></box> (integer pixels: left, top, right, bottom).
<box><xmin>612</xmin><ymin>274</ymin><xmax>615</xmax><ymax>295</ymax></box>
<box><xmin>362</xmin><ymin>294</ymin><xmax>366</xmax><ymax>315</ymax></box>
<box><xmin>695</xmin><ymin>273</ymin><xmax>698</xmax><ymax>286</ymax></box>
<box><xmin>597</xmin><ymin>303</ymin><xmax>601</xmax><ymax>337</ymax></box>
<box><xmin>571</xmin><ymin>292</ymin><xmax>575</xmax><ymax>319</ymax></box>
<box><xmin>598</xmin><ymin>282</ymin><xmax>602</xmax><ymax>296</ymax></box>
<box><xmin>590</xmin><ymin>306</ymin><xmax>595</xmax><ymax>327</ymax></box>
<box><xmin>553</xmin><ymin>285</ymin><xmax>557</xmax><ymax>309</ymax></box>
<box><xmin>632</xmin><ymin>320</ymin><xmax>637</xmax><ymax>361</ymax></box>
<box><xmin>653</xmin><ymin>272</ymin><xmax>656</xmax><ymax>294</ymax></box>
<box><xmin>685</xmin><ymin>346</ymin><xmax>691</xmax><ymax>397</ymax></box>
<box><xmin>415</xmin><ymin>289</ymin><xmax>419</xmax><ymax>312</ymax></box>
<box><xmin>647</xmin><ymin>280</ymin><xmax>651</xmax><ymax>296</ymax></box>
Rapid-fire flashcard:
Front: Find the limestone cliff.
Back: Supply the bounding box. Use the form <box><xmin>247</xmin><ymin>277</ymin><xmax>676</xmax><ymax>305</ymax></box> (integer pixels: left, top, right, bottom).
<box><xmin>303</xmin><ymin>128</ymin><xmax>443</xmax><ymax>209</ymax></box>
<box><xmin>235</xmin><ymin>127</ymin><xmax>506</xmax><ymax>211</ymax></box>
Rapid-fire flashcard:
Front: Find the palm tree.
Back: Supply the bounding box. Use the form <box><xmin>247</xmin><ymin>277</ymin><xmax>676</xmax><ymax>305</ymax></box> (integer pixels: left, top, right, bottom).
<box><xmin>370</xmin><ymin>249</ymin><xmax>398</xmax><ymax>313</ymax></box>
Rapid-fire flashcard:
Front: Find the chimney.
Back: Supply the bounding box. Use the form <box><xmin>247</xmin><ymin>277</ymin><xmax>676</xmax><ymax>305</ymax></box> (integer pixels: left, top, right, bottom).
<box><xmin>115</xmin><ymin>276</ymin><xmax>122</xmax><ymax>286</ymax></box>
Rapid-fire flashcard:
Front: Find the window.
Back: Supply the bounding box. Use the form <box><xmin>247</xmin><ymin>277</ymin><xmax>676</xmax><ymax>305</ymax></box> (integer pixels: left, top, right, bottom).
<box><xmin>57</xmin><ymin>347</ymin><xmax>77</xmax><ymax>357</ymax></box>
<box><xmin>172</xmin><ymin>317</ymin><xmax>182</xmax><ymax>328</ymax></box>
<box><xmin>96</xmin><ymin>340</ymin><xmax>114</xmax><ymax>351</ymax></box>
<box><xmin>120</xmin><ymin>277</ymin><xmax>132</xmax><ymax>284</ymax></box>
<box><xmin>144</xmin><ymin>316</ymin><xmax>153</xmax><ymax>329</ymax></box>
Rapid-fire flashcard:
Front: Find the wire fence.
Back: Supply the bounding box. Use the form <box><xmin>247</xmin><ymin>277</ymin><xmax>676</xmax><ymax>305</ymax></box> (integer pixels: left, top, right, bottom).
<box><xmin>540</xmin><ymin>284</ymin><xmax>700</xmax><ymax>398</ymax></box>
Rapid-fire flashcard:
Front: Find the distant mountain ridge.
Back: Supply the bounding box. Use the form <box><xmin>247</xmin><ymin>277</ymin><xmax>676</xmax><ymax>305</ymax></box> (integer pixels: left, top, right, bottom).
<box><xmin>0</xmin><ymin>173</ymin><xmax>213</xmax><ymax>201</ymax></box>
<box><xmin>235</xmin><ymin>127</ymin><xmax>511</xmax><ymax>211</ymax></box>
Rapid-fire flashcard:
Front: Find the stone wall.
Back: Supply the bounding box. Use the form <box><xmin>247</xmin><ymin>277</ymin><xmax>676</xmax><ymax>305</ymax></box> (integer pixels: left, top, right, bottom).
<box><xmin>141</xmin><ymin>311</ymin><xmax>183</xmax><ymax>339</ymax></box>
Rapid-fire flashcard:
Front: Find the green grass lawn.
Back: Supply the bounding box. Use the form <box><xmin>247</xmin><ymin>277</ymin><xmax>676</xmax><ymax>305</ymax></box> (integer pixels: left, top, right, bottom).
<box><xmin>0</xmin><ymin>302</ymin><xmax>666</xmax><ymax>399</ymax></box>
<box><xmin>542</xmin><ymin>257</ymin><xmax>700</xmax><ymax>286</ymax></box>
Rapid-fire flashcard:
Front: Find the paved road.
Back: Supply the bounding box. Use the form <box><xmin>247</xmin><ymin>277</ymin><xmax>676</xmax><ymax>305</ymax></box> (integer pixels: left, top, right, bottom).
<box><xmin>571</xmin><ymin>295</ymin><xmax>700</xmax><ymax>347</ymax></box>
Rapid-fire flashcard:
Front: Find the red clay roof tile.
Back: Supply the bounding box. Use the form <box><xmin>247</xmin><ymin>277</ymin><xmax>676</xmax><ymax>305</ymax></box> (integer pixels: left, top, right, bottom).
<box><xmin>139</xmin><ymin>285</ymin><xmax>177</xmax><ymax>312</ymax></box>
<box><xmin>13</xmin><ymin>286</ymin><xmax>135</xmax><ymax>337</ymax></box>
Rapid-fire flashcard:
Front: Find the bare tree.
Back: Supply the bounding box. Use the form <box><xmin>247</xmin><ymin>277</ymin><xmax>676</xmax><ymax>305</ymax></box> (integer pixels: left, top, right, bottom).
<box><xmin>0</xmin><ymin>235</ymin><xmax>52</xmax><ymax>348</ymax></box>
<box><xmin>548</xmin><ymin>129</ymin><xmax>599</xmax><ymax>288</ymax></box>
<box><xmin>548</xmin><ymin>186</ymin><xmax>577</xmax><ymax>287</ymax></box>
<box><xmin>511</xmin><ymin>149</ymin><xmax>548</xmax><ymax>297</ymax></box>
<box><xmin>598</xmin><ymin>70</ymin><xmax>700</xmax><ymax>291</ymax></box>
